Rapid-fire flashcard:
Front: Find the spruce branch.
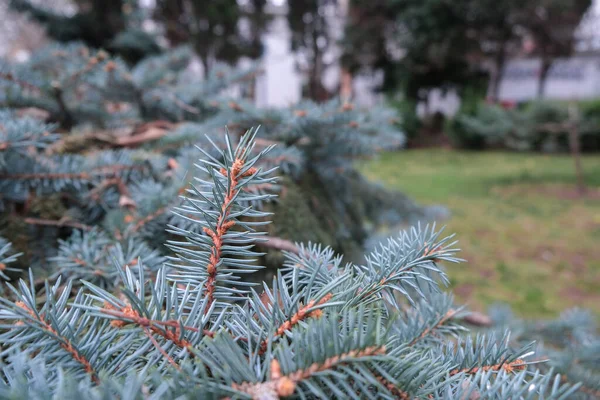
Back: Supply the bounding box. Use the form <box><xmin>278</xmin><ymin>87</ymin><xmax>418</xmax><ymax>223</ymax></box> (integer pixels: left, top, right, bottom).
<box><xmin>0</xmin><ymin>163</ymin><xmax>146</xmax><ymax>182</ymax></box>
<box><xmin>0</xmin><ymin>111</ymin><xmax>58</xmax><ymax>153</ymax></box>
<box><xmin>13</xmin><ymin>299</ymin><xmax>99</xmax><ymax>383</ymax></box>
<box><xmin>391</xmin><ymin>293</ymin><xmax>468</xmax><ymax>348</ymax></box>
<box><xmin>167</xmin><ymin>127</ymin><xmax>277</xmax><ymax>309</ymax></box>
<box><xmin>444</xmin><ymin>369</ymin><xmax>581</xmax><ymax>399</ymax></box>
<box><xmin>437</xmin><ymin>331</ymin><xmax>539</xmax><ymax>383</ymax></box>
<box><xmin>352</xmin><ymin>224</ymin><xmax>461</xmax><ymax>308</ymax></box>
<box><xmin>449</xmin><ymin>358</ymin><xmax>527</xmax><ymax>376</ymax></box>
<box><xmin>78</xmin><ymin>266</ymin><xmax>218</xmax><ymax>374</ymax></box>
<box><xmin>0</xmin><ymin>273</ymin><xmax>112</xmax><ymax>385</ymax></box>
<box><xmin>99</xmin><ymin>304</ymin><xmax>214</xmax><ymax>338</ymax></box>
<box><xmin>226</xmin><ymin>270</ymin><xmax>351</xmax><ymax>355</ymax></box>
<box><xmin>131</xmin><ymin>206</ymin><xmax>169</xmax><ymax>232</ymax></box>
<box><xmin>0</xmin><ymin>238</ymin><xmax>22</xmax><ymax>280</ymax></box>
<box><xmin>102</xmin><ymin>301</ymin><xmax>193</xmax><ymax>350</ymax></box>
<box><xmin>375</xmin><ymin>376</ymin><xmax>412</xmax><ymax>400</ymax></box>
<box><xmin>232</xmin><ymin>346</ymin><xmax>386</xmax><ymax>399</ymax></box>
<box><xmin>409</xmin><ymin>308</ymin><xmax>461</xmax><ymax>347</ymax></box>
<box><xmin>201</xmin><ymin>156</ymin><xmax>257</xmax><ymax>307</ymax></box>
<box><xmin>0</xmin><ymin>71</ymin><xmax>42</xmax><ymax>93</ymax></box>
<box><xmin>50</xmin><ymin>229</ymin><xmax>163</xmax><ymax>288</ymax></box>
<box><xmin>281</xmin><ymin>242</ymin><xmax>343</xmax><ymax>294</ymax></box>
<box><xmin>0</xmin><ymin>124</ymin><xmax>586</xmax><ymax>398</ymax></box>
<box><xmin>228</xmin><ymin>308</ymin><xmax>391</xmax><ymax>399</ymax></box>
<box><xmin>257</xmin><ymin>292</ymin><xmax>334</xmax><ymax>353</ymax></box>
<box><xmin>23</xmin><ymin>217</ymin><xmax>93</xmax><ymax>231</ymax></box>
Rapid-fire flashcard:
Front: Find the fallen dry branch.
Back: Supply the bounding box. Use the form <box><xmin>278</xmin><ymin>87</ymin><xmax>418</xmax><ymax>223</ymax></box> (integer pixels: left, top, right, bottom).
<box><xmin>460</xmin><ymin>311</ymin><xmax>493</xmax><ymax>327</ymax></box>
<box><xmin>24</xmin><ymin>217</ymin><xmax>93</xmax><ymax>231</ymax></box>
<box><xmin>112</xmin><ymin>121</ymin><xmax>176</xmax><ymax>147</ymax></box>
<box><xmin>258</xmin><ymin>236</ymin><xmax>301</xmax><ymax>254</ymax></box>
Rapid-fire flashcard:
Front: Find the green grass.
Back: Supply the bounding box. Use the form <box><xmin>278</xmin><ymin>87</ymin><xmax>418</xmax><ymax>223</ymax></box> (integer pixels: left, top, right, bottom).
<box><xmin>360</xmin><ymin>149</ymin><xmax>600</xmax><ymax>318</ymax></box>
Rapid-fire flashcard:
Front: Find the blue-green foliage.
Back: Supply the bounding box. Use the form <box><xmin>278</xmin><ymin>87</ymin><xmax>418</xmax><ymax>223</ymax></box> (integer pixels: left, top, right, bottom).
<box><xmin>166</xmin><ymin>128</ymin><xmax>277</xmax><ymax>306</ymax></box>
<box><xmin>49</xmin><ymin>229</ymin><xmax>164</xmax><ymax>288</ymax></box>
<box><xmin>489</xmin><ymin>305</ymin><xmax>600</xmax><ymax>399</ymax></box>
<box><xmin>0</xmin><ymin>42</ymin><xmax>425</xmax><ymax>284</ymax></box>
<box><xmin>0</xmin><ymin>238</ymin><xmax>21</xmax><ymax>282</ymax></box>
<box><xmin>0</xmin><ymin>132</ymin><xmax>587</xmax><ymax>398</ymax></box>
<box><xmin>448</xmin><ymin>101</ymin><xmax>600</xmax><ymax>152</ymax></box>
<box><xmin>2</xmin><ymin>43</ymin><xmax>594</xmax><ymax>398</ymax></box>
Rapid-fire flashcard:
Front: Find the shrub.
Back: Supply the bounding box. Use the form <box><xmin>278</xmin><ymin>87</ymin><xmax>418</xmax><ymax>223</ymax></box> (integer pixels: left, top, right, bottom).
<box><xmin>389</xmin><ymin>97</ymin><xmax>422</xmax><ymax>140</ymax></box>
<box><xmin>448</xmin><ymin>100</ymin><xmax>600</xmax><ymax>152</ymax></box>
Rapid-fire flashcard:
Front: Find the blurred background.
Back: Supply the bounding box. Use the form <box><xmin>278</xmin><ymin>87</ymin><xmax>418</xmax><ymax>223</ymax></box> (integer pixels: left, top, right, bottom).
<box><xmin>1</xmin><ymin>0</ymin><xmax>599</xmax><ymax>319</ymax></box>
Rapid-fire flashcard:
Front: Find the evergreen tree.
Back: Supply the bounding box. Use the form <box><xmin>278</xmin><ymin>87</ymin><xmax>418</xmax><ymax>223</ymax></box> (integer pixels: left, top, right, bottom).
<box><xmin>8</xmin><ymin>0</ymin><xmax>161</xmax><ymax>64</ymax></box>
<box><xmin>0</xmin><ymin>128</ymin><xmax>596</xmax><ymax>398</ymax></box>
<box><xmin>1</xmin><ymin>28</ymin><xmax>597</xmax><ymax>400</ymax></box>
<box><xmin>0</xmin><ymin>43</ymin><xmax>434</xmax><ymax>279</ymax></box>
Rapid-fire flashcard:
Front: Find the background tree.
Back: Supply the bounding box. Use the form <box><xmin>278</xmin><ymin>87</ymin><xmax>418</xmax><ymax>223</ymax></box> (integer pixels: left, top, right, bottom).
<box><xmin>152</xmin><ymin>0</ymin><xmax>268</xmax><ymax>74</ymax></box>
<box><xmin>342</xmin><ymin>0</ymin><xmax>592</xmax><ymax>105</ymax></box>
<box><xmin>341</xmin><ymin>0</ymin><xmax>400</xmax><ymax>94</ymax></box>
<box><xmin>9</xmin><ymin>0</ymin><xmax>161</xmax><ymax>64</ymax></box>
<box><xmin>517</xmin><ymin>0</ymin><xmax>592</xmax><ymax>98</ymax></box>
<box><xmin>394</xmin><ymin>0</ymin><xmax>486</xmax><ymax>105</ymax></box>
<box><xmin>342</xmin><ymin>0</ymin><xmax>487</xmax><ymax>115</ymax></box>
<box><xmin>473</xmin><ymin>0</ymin><xmax>524</xmax><ymax>101</ymax></box>
<box><xmin>340</xmin><ymin>0</ymin><xmax>397</xmax><ymax>94</ymax></box>
<box><xmin>287</xmin><ymin>0</ymin><xmax>339</xmax><ymax>101</ymax></box>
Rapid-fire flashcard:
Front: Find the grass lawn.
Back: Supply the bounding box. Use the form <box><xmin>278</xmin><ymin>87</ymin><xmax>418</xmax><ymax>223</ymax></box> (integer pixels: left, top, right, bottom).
<box><xmin>360</xmin><ymin>149</ymin><xmax>600</xmax><ymax>318</ymax></box>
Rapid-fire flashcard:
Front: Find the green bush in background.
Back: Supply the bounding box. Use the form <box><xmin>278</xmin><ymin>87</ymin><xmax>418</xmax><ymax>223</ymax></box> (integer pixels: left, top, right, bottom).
<box><xmin>447</xmin><ymin>99</ymin><xmax>600</xmax><ymax>152</ymax></box>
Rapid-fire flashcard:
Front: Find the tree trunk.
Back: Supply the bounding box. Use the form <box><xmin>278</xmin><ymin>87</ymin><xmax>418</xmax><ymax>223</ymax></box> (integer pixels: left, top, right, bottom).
<box><xmin>567</xmin><ymin>103</ymin><xmax>586</xmax><ymax>194</ymax></box>
<box><xmin>193</xmin><ymin>35</ymin><xmax>211</xmax><ymax>77</ymax></box>
<box><xmin>340</xmin><ymin>67</ymin><xmax>353</xmax><ymax>101</ymax></box>
<box><xmin>421</xmin><ymin>91</ymin><xmax>430</xmax><ymax>118</ymax></box>
<box><xmin>537</xmin><ymin>58</ymin><xmax>552</xmax><ymax>98</ymax></box>
<box><xmin>91</xmin><ymin>0</ymin><xmax>125</xmax><ymax>41</ymax></box>
<box><xmin>309</xmin><ymin>24</ymin><xmax>325</xmax><ymax>101</ymax></box>
<box><xmin>200</xmin><ymin>55</ymin><xmax>211</xmax><ymax>77</ymax></box>
<box><xmin>155</xmin><ymin>0</ymin><xmax>189</xmax><ymax>46</ymax></box>
<box><xmin>489</xmin><ymin>39</ymin><xmax>507</xmax><ymax>102</ymax></box>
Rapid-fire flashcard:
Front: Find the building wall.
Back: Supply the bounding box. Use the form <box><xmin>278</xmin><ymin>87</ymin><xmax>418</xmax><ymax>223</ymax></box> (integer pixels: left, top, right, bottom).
<box><xmin>499</xmin><ymin>56</ymin><xmax>600</xmax><ymax>102</ymax></box>
<box><xmin>253</xmin><ymin>1</ymin><xmax>381</xmax><ymax>108</ymax></box>
<box><xmin>254</xmin><ymin>12</ymin><xmax>302</xmax><ymax>108</ymax></box>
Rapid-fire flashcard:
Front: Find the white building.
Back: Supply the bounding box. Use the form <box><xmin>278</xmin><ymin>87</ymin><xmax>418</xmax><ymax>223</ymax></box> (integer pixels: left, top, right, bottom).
<box><xmin>254</xmin><ymin>0</ymin><xmax>600</xmax><ymax>112</ymax></box>
<box><xmin>2</xmin><ymin>0</ymin><xmax>599</xmax><ymax>109</ymax></box>
<box><xmin>498</xmin><ymin>0</ymin><xmax>600</xmax><ymax>102</ymax></box>
<box><xmin>252</xmin><ymin>0</ymin><xmax>383</xmax><ymax>108</ymax></box>
<box><xmin>498</xmin><ymin>56</ymin><xmax>600</xmax><ymax>102</ymax></box>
